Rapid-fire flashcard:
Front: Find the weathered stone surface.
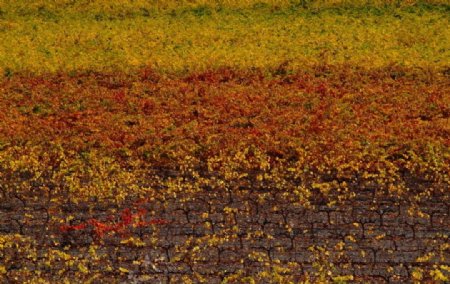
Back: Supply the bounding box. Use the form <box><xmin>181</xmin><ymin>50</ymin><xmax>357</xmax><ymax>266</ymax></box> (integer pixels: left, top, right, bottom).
<box><xmin>1</xmin><ymin>185</ymin><xmax>448</xmax><ymax>282</ymax></box>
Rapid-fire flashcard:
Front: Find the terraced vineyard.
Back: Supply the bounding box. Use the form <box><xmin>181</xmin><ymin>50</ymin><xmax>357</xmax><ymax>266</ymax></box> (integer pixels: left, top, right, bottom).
<box><xmin>0</xmin><ymin>0</ymin><xmax>449</xmax><ymax>283</ymax></box>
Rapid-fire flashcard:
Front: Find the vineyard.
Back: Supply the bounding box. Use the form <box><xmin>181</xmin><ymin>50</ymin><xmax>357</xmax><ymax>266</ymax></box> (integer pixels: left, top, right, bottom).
<box><xmin>0</xmin><ymin>1</ymin><xmax>449</xmax><ymax>283</ymax></box>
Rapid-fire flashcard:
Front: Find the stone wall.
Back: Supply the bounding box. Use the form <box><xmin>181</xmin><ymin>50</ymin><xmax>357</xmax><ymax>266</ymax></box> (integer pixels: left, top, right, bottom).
<box><xmin>1</xmin><ymin>184</ymin><xmax>449</xmax><ymax>283</ymax></box>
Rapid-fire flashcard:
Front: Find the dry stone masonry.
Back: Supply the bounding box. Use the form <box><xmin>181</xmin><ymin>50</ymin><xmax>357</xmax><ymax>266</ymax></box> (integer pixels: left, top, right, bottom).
<box><xmin>1</xmin><ymin>182</ymin><xmax>448</xmax><ymax>283</ymax></box>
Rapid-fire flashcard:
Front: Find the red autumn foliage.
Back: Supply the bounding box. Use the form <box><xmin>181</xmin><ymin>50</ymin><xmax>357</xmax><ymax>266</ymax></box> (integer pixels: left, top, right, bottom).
<box><xmin>59</xmin><ymin>207</ymin><xmax>168</xmax><ymax>239</ymax></box>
